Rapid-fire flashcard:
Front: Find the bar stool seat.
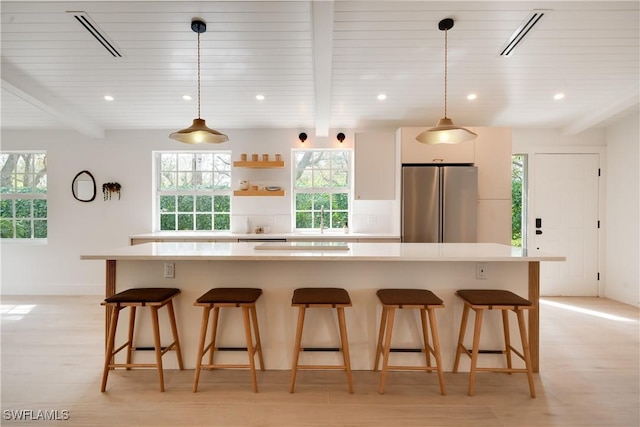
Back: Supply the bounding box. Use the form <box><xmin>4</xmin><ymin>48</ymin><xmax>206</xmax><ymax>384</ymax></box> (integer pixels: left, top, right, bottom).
<box><xmin>453</xmin><ymin>289</ymin><xmax>535</xmax><ymax>397</ymax></box>
<box><xmin>101</xmin><ymin>287</ymin><xmax>184</xmax><ymax>392</ymax></box>
<box><xmin>289</xmin><ymin>287</ymin><xmax>353</xmax><ymax>393</ymax></box>
<box><xmin>193</xmin><ymin>288</ymin><xmax>264</xmax><ymax>393</ymax></box>
<box><xmin>374</xmin><ymin>289</ymin><xmax>446</xmax><ymax>395</ymax></box>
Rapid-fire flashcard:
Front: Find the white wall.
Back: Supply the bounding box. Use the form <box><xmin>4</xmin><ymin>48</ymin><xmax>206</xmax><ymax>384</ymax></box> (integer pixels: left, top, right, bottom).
<box><xmin>604</xmin><ymin>113</ymin><xmax>640</xmax><ymax>307</ymax></box>
<box><xmin>0</xmin><ymin>128</ymin><xmax>399</xmax><ymax>295</ymax></box>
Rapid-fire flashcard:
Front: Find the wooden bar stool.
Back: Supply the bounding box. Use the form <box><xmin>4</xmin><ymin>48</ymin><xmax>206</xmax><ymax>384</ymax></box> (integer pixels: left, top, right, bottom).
<box><xmin>193</xmin><ymin>288</ymin><xmax>264</xmax><ymax>393</ymax></box>
<box><xmin>101</xmin><ymin>287</ymin><xmax>184</xmax><ymax>392</ymax></box>
<box><xmin>289</xmin><ymin>288</ymin><xmax>353</xmax><ymax>393</ymax></box>
<box><xmin>453</xmin><ymin>289</ymin><xmax>535</xmax><ymax>397</ymax></box>
<box><xmin>374</xmin><ymin>289</ymin><xmax>446</xmax><ymax>395</ymax></box>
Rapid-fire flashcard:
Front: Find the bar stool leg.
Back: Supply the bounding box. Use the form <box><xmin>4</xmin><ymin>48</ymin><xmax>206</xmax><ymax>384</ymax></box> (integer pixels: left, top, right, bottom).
<box><xmin>427</xmin><ymin>308</ymin><xmax>446</xmax><ymax>395</ymax></box>
<box><xmin>374</xmin><ymin>306</ymin><xmax>389</xmax><ymax>372</ymax></box>
<box><xmin>468</xmin><ymin>308</ymin><xmax>484</xmax><ymax>396</ymax></box>
<box><xmin>502</xmin><ymin>309</ymin><xmax>513</xmax><ymax>374</ymax></box>
<box><xmin>208</xmin><ymin>307</ymin><xmax>220</xmax><ymax>367</ymax></box>
<box><xmin>378</xmin><ymin>307</ymin><xmax>395</xmax><ymax>394</ymax></box>
<box><xmin>193</xmin><ymin>306</ymin><xmax>212</xmax><ymax>392</ymax></box>
<box><xmin>150</xmin><ymin>306</ymin><xmax>165</xmax><ymax>392</ymax></box>
<box><xmin>242</xmin><ymin>306</ymin><xmax>259</xmax><ymax>393</ymax></box>
<box><xmin>337</xmin><ymin>307</ymin><xmax>354</xmax><ymax>394</ymax></box>
<box><xmin>126</xmin><ymin>306</ymin><xmax>136</xmax><ymax>370</ymax></box>
<box><xmin>101</xmin><ymin>305</ymin><xmax>121</xmax><ymax>392</ymax></box>
<box><xmin>516</xmin><ymin>309</ymin><xmax>536</xmax><ymax>398</ymax></box>
<box><xmin>166</xmin><ymin>300</ymin><xmax>184</xmax><ymax>370</ymax></box>
<box><xmin>453</xmin><ymin>304</ymin><xmax>471</xmax><ymax>373</ymax></box>
<box><xmin>419</xmin><ymin>308</ymin><xmax>432</xmax><ymax>369</ymax></box>
<box><xmin>289</xmin><ymin>306</ymin><xmax>306</xmax><ymax>393</ymax></box>
<box><xmin>250</xmin><ymin>305</ymin><xmax>265</xmax><ymax>371</ymax></box>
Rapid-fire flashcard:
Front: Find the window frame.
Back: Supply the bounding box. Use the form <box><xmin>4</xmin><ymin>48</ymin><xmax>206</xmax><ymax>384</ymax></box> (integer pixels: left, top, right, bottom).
<box><xmin>0</xmin><ymin>151</ymin><xmax>48</xmax><ymax>241</ymax></box>
<box><xmin>154</xmin><ymin>151</ymin><xmax>232</xmax><ymax>232</ymax></box>
<box><xmin>292</xmin><ymin>148</ymin><xmax>351</xmax><ymax>232</ymax></box>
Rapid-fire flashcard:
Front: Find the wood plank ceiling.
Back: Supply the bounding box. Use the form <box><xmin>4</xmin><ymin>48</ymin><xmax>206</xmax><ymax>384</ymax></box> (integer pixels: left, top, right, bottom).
<box><xmin>1</xmin><ymin>1</ymin><xmax>638</xmax><ymax>138</ymax></box>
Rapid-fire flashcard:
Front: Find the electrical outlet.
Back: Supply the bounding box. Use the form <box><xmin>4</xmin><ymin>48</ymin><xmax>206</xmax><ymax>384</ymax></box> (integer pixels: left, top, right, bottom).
<box><xmin>164</xmin><ymin>262</ymin><xmax>175</xmax><ymax>279</ymax></box>
<box><xmin>476</xmin><ymin>263</ymin><xmax>487</xmax><ymax>280</ymax></box>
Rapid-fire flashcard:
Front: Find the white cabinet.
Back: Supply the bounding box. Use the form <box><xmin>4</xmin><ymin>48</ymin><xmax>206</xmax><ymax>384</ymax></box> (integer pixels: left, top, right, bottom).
<box><xmin>474</xmin><ymin>127</ymin><xmax>512</xmax><ymax>245</ymax></box>
<box><xmin>477</xmin><ymin>199</ymin><xmax>512</xmax><ymax>245</ymax></box>
<box><xmin>474</xmin><ymin>127</ymin><xmax>512</xmax><ymax>199</ymax></box>
<box><xmin>399</xmin><ymin>127</ymin><xmax>475</xmax><ymax>164</ymax></box>
<box><xmin>354</xmin><ymin>132</ymin><xmax>396</xmax><ymax>200</ymax></box>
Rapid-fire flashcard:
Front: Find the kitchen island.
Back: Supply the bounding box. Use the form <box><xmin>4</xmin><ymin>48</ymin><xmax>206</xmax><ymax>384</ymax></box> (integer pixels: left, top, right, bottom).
<box><xmin>82</xmin><ymin>242</ymin><xmax>564</xmax><ymax>372</ymax></box>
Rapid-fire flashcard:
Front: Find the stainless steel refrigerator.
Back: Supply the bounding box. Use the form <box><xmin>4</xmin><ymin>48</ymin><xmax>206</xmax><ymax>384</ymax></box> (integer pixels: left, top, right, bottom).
<box><xmin>402</xmin><ymin>165</ymin><xmax>478</xmax><ymax>243</ymax></box>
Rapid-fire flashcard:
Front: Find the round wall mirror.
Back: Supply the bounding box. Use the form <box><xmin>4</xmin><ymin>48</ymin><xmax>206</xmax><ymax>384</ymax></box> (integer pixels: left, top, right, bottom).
<box><xmin>72</xmin><ymin>170</ymin><xmax>97</xmax><ymax>202</ymax></box>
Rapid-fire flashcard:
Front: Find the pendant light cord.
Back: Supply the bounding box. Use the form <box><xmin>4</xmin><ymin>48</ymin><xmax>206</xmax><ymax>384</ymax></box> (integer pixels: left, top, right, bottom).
<box><xmin>197</xmin><ymin>30</ymin><xmax>201</xmax><ymax>120</ymax></box>
<box><xmin>443</xmin><ymin>28</ymin><xmax>448</xmax><ymax>119</ymax></box>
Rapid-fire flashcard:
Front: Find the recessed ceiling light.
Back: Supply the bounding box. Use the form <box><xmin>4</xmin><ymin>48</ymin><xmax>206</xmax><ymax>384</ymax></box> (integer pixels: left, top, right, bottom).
<box><xmin>104</xmin><ymin>95</ymin><xmax>114</xmax><ymax>101</ymax></box>
<box><xmin>256</xmin><ymin>94</ymin><xmax>265</xmax><ymax>101</ymax></box>
<box><xmin>377</xmin><ymin>94</ymin><xmax>387</xmax><ymax>101</ymax></box>
<box><xmin>554</xmin><ymin>93</ymin><xmax>565</xmax><ymax>100</ymax></box>
<box><xmin>182</xmin><ymin>95</ymin><xmax>192</xmax><ymax>101</ymax></box>
<box><xmin>467</xmin><ymin>94</ymin><xmax>477</xmax><ymax>100</ymax></box>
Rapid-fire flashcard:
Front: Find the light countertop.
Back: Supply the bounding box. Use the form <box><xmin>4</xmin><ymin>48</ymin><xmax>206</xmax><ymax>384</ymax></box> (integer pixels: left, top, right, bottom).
<box><xmin>82</xmin><ymin>242</ymin><xmax>565</xmax><ymax>262</ymax></box>
<box><xmin>130</xmin><ymin>231</ymin><xmax>400</xmax><ymax>240</ymax></box>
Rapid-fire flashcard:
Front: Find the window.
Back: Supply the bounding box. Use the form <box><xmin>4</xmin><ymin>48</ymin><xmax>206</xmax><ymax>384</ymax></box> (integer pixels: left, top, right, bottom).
<box><xmin>0</xmin><ymin>152</ymin><xmax>47</xmax><ymax>239</ymax></box>
<box><xmin>512</xmin><ymin>154</ymin><xmax>528</xmax><ymax>248</ymax></box>
<box><xmin>293</xmin><ymin>150</ymin><xmax>350</xmax><ymax>230</ymax></box>
<box><xmin>156</xmin><ymin>152</ymin><xmax>231</xmax><ymax>231</ymax></box>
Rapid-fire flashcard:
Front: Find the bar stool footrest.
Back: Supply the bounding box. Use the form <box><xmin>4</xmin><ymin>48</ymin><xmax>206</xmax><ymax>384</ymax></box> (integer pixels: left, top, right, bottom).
<box><xmin>216</xmin><ymin>346</ymin><xmax>250</xmax><ymax>351</ymax></box>
<box><xmin>301</xmin><ymin>347</ymin><xmax>341</xmax><ymax>352</ymax></box>
<box><xmin>134</xmin><ymin>345</ymin><xmax>176</xmax><ymax>352</ymax></box>
<box><xmin>386</xmin><ymin>365</ymin><xmax>440</xmax><ymax>372</ymax></box>
<box><xmin>297</xmin><ymin>365</ymin><xmax>348</xmax><ymax>370</ymax></box>
<box><xmin>389</xmin><ymin>348</ymin><xmax>424</xmax><ymax>353</ymax></box>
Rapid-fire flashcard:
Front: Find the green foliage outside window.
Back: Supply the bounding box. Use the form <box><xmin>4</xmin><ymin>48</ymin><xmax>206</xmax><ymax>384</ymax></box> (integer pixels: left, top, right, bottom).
<box><xmin>157</xmin><ymin>152</ymin><xmax>231</xmax><ymax>231</ymax></box>
<box><xmin>512</xmin><ymin>155</ymin><xmax>525</xmax><ymax>247</ymax></box>
<box><xmin>293</xmin><ymin>150</ymin><xmax>350</xmax><ymax>230</ymax></box>
<box><xmin>0</xmin><ymin>152</ymin><xmax>47</xmax><ymax>239</ymax></box>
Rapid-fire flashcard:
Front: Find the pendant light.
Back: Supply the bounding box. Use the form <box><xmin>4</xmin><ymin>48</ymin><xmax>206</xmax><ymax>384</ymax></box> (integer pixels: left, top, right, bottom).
<box><xmin>416</xmin><ymin>18</ymin><xmax>476</xmax><ymax>145</ymax></box>
<box><xmin>170</xmin><ymin>19</ymin><xmax>228</xmax><ymax>144</ymax></box>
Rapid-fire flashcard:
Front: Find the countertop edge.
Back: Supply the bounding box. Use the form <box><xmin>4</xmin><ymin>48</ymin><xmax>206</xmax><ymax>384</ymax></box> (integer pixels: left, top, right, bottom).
<box><xmin>81</xmin><ymin>242</ymin><xmax>565</xmax><ymax>262</ymax></box>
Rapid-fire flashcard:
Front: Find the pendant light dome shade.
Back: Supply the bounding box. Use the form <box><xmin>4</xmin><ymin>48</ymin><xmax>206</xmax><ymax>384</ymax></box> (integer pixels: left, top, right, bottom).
<box><xmin>169</xmin><ymin>19</ymin><xmax>228</xmax><ymax>144</ymax></box>
<box><xmin>416</xmin><ymin>118</ymin><xmax>477</xmax><ymax>144</ymax></box>
<box><xmin>416</xmin><ymin>18</ymin><xmax>476</xmax><ymax>145</ymax></box>
<box><xmin>169</xmin><ymin>118</ymin><xmax>228</xmax><ymax>144</ymax></box>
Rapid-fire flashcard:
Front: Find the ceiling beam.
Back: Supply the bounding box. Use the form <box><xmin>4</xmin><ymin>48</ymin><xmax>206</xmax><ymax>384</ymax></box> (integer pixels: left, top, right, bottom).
<box><xmin>311</xmin><ymin>0</ymin><xmax>334</xmax><ymax>137</ymax></box>
<box><xmin>562</xmin><ymin>85</ymin><xmax>639</xmax><ymax>135</ymax></box>
<box><xmin>1</xmin><ymin>61</ymin><xmax>105</xmax><ymax>139</ymax></box>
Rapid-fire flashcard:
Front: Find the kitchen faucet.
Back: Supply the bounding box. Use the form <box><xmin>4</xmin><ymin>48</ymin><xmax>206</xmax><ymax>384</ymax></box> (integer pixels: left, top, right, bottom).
<box><xmin>320</xmin><ymin>206</ymin><xmax>325</xmax><ymax>234</ymax></box>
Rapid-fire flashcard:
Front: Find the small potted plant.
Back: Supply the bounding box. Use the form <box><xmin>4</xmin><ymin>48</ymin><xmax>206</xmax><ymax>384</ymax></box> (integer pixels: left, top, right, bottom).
<box><xmin>102</xmin><ymin>182</ymin><xmax>121</xmax><ymax>200</ymax></box>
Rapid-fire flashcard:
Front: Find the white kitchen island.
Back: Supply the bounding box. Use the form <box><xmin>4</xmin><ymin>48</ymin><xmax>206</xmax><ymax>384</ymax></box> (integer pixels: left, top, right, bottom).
<box><xmin>81</xmin><ymin>242</ymin><xmax>564</xmax><ymax>372</ymax></box>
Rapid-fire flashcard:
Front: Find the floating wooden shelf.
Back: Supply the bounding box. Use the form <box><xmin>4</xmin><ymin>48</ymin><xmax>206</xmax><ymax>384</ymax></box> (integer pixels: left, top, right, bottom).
<box><xmin>233</xmin><ymin>160</ymin><xmax>285</xmax><ymax>168</ymax></box>
<box><xmin>233</xmin><ymin>189</ymin><xmax>285</xmax><ymax>197</ymax></box>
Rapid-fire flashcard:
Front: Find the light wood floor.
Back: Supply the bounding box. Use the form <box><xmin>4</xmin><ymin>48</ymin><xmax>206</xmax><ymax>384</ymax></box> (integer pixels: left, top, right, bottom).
<box><xmin>1</xmin><ymin>295</ymin><xmax>638</xmax><ymax>426</ymax></box>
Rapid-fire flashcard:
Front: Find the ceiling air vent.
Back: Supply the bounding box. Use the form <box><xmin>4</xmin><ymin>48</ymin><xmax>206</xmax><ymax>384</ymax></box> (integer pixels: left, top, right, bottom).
<box><xmin>500</xmin><ymin>9</ymin><xmax>550</xmax><ymax>57</ymax></box>
<box><xmin>67</xmin><ymin>11</ymin><xmax>122</xmax><ymax>58</ymax></box>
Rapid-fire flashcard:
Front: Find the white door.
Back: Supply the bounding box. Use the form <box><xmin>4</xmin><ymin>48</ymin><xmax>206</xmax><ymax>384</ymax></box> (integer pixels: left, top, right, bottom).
<box><xmin>533</xmin><ymin>153</ymin><xmax>599</xmax><ymax>296</ymax></box>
